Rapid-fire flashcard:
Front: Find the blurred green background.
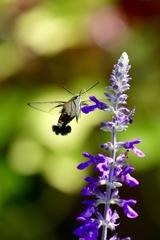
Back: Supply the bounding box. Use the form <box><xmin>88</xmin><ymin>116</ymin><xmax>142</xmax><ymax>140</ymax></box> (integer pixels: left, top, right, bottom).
<box><xmin>0</xmin><ymin>0</ymin><xmax>160</xmax><ymax>239</ymax></box>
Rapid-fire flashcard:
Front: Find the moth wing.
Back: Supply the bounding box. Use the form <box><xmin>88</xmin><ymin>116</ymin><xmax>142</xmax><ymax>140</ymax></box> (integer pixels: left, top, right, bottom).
<box><xmin>28</xmin><ymin>101</ymin><xmax>66</xmax><ymax>114</ymax></box>
<box><xmin>81</xmin><ymin>100</ymin><xmax>91</xmax><ymax>106</ymax></box>
<box><xmin>64</xmin><ymin>96</ymin><xmax>82</xmax><ymax>122</ymax></box>
<box><xmin>64</xmin><ymin>101</ymin><xmax>77</xmax><ymax>117</ymax></box>
<box><xmin>73</xmin><ymin>99</ymin><xmax>91</xmax><ymax>122</ymax></box>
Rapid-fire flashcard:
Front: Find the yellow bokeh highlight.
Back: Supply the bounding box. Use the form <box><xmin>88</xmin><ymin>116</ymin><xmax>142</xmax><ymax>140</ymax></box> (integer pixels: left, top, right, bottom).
<box><xmin>7</xmin><ymin>138</ymin><xmax>45</xmax><ymax>175</ymax></box>
<box><xmin>42</xmin><ymin>154</ymin><xmax>87</xmax><ymax>194</ymax></box>
<box><xmin>14</xmin><ymin>7</ymin><xmax>84</xmax><ymax>55</ymax></box>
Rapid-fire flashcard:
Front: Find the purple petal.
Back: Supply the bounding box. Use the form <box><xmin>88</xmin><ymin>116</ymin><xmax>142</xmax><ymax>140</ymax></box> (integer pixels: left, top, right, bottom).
<box><xmin>81</xmin><ymin>205</ymin><xmax>95</xmax><ymax>218</ymax></box>
<box><xmin>132</xmin><ymin>146</ymin><xmax>145</xmax><ymax>157</ymax></box>
<box><xmin>124</xmin><ymin>204</ymin><xmax>138</xmax><ymax>218</ymax></box>
<box><xmin>81</xmin><ymin>105</ymin><xmax>97</xmax><ymax>114</ymax></box>
<box><xmin>110</xmin><ymin>234</ymin><xmax>131</xmax><ymax>240</ymax></box>
<box><xmin>125</xmin><ymin>174</ymin><xmax>139</xmax><ymax>187</ymax></box>
<box><xmin>119</xmin><ymin>199</ymin><xmax>138</xmax><ymax>219</ymax></box>
<box><xmin>73</xmin><ymin>219</ymin><xmax>100</xmax><ymax>239</ymax></box>
<box><xmin>89</xmin><ymin>96</ymin><xmax>110</xmax><ymax>110</ymax></box>
<box><xmin>117</xmin><ymin>139</ymin><xmax>145</xmax><ymax>157</ymax></box>
<box><xmin>77</xmin><ymin>160</ymin><xmax>92</xmax><ymax>170</ymax></box>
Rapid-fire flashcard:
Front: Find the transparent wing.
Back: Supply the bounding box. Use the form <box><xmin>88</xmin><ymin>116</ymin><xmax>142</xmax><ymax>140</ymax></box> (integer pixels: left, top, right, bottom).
<box><xmin>81</xmin><ymin>100</ymin><xmax>91</xmax><ymax>106</ymax></box>
<box><xmin>82</xmin><ymin>99</ymin><xmax>107</xmax><ymax>106</ymax></box>
<box><xmin>28</xmin><ymin>101</ymin><xmax>66</xmax><ymax>114</ymax></box>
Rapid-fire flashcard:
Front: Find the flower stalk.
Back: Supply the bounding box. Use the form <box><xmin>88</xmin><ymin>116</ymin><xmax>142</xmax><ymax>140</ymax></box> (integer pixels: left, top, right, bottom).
<box><xmin>73</xmin><ymin>52</ymin><xmax>145</xmax><ymax>240</ymax></box>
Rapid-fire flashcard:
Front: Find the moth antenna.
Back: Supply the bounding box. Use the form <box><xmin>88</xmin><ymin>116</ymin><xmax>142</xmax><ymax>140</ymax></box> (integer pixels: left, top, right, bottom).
<box><xmin>81</xmin><ymin>81</ymin><xmax>99</xmax><ymax>95</ymax></box>
<box><xmin>62</xmin><ymin>85</ymin><xmax>75</xmax><ymax>95</ymax></box>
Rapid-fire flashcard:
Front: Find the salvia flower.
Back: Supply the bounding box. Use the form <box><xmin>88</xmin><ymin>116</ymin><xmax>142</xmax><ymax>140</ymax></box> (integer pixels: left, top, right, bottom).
<box><xmin>73</xmin><ymin>52</ymin><xmax>145</xmax><ymax>240</ymax></box>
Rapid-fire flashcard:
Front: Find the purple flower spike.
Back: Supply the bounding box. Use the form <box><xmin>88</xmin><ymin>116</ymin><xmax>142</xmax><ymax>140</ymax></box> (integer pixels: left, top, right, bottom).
<box><xmin>74</xmin><ymin>52</ymin><xmax>144</xmax><ymax>240</ymax></box>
